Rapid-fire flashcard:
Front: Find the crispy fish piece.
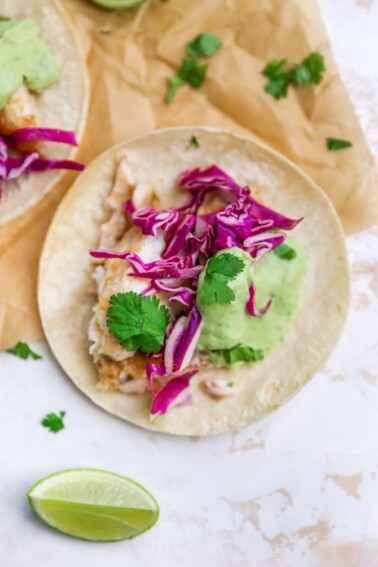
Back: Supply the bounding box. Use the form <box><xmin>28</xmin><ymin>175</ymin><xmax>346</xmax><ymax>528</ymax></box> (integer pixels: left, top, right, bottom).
<box><xmin>90</xmin><ymin>155</ymin><xmax>166</xmax><ymax>392</ymax></box>
<box><xmin>0</xmin><ymin>85</ymin><xmax>37</xmax><ymax>151</ymax></box>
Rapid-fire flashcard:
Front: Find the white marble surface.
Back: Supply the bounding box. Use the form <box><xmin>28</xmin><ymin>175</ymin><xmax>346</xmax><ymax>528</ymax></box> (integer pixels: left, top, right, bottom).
<box><xmin>1</xmin><ymin>1</ymin><xmax>378</xmax><ymax>566</ymax></box>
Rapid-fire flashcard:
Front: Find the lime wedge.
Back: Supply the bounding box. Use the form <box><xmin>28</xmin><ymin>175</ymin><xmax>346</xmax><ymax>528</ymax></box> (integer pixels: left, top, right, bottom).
<box><xmin>89</xmin><ymin>0</ymin><xmax>146</xmax><ymax>9</ymax></box>
<box><xmin>27</xmin><ymin>469</ymin><xmax>159</xmax><ymax>542</ymax></box>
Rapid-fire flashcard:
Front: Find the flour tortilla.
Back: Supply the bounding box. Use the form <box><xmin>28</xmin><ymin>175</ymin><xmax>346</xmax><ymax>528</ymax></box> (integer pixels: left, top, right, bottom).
<box><xmin>0</xmin><ymin>0</ymin><xmax>89</xmax><ymax>226</ymax></box>
<box><xmin>39</xmin><ymin>127</ymin><xmax>350</xmax><ymax>436</ymax></box>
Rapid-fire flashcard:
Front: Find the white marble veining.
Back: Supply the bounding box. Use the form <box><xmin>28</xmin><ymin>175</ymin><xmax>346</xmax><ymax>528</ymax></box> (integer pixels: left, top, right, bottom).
<box><xmin>1</xmin><ymin>1</ymin><xmax>378</xmax><ymax>565</ymax></box>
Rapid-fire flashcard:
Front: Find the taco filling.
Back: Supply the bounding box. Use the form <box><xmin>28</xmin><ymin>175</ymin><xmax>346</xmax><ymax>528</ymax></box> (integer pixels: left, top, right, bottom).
<box><xmin>89</xmin><ymin>158</ymin><xmax>307</xmax><ymax>417</ymax></box>
<box><xmin>0</xmin><ymin>17</ymin><xmax>84</xmax><ymax>200</ymax></box>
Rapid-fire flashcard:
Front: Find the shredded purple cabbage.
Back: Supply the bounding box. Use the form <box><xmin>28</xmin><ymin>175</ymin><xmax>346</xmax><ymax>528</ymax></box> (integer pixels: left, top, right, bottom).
<box><xmin>125</xmin><ymin>201</ymin><xmax>180</xmax><ymax>236</ymax></box>
<box><xmin>0</xmin><ymin>152</ymin><xmax>39</xmax><ymax>181</ymax></box>
<box><xmin>91</xmin><ymin>165</ymin><xmax>302</xmax><ymax>416</ymax></box>
<box><xmin>246</xmin><ymin>283</ymin><xmax>273</xmax><ymax>317</ymax></box>
<box><xmin>28</xmin><ymin>159</ymin><xmax>85</xmax><ymax>172</ymax></box>
<box><xmin>150</xmin><ymin>369</ymin><xmax>198</xmax><ymax>417</ymax></box>
<box><xmin>9</xmin><ymin>128</ymin><xmax>78</xmax><ymax>146</ymax></box>
<box><xmin>162</xmin><ymin>214</ymin><xmax>196</xmax><ymax>259</ymax></box>
<box><xmin>0</xmin><ymin>128</ymin><xmax>84</xmax><ymax>195</ymax></box>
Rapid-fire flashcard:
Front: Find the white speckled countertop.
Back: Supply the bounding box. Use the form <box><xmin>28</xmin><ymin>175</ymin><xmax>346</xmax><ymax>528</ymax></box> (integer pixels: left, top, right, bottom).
<box><xmin>1</xmin><ymin>1</ymin><xmax>378</xmax><ymax>566</ymax></box>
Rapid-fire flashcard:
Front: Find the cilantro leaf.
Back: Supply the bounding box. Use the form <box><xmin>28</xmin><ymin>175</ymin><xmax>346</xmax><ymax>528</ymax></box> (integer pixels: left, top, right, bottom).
<box><xmin>200</xmin><ymin>273</ymin><xmax>236</xmax><ymax>305</ymax></box>
<box><xmin>199</xmin><ymin>253</ymin><xmax>245</xmax><ymax>306</ymax></box>
<box><xmin>206</xmin><ymin>253</ymin><xmax>245</xmax><ymax>278</ymax></box>
<box><xmin>42</xmin><ymin>411</ymin><xmax>66</xmax><ymax>433</ymax></box>
<box><xmin>291</xmin><ymin>52</ymin><xmax>326</xmax><ymax>86</ymax></box>
<box><xmin>165</xmin><ymin>75</ymin><xmax>185</xmax><ymax>103</ymax></box>
<box><xmin>261</xmin><ymin>59</ymin><xmax>290</xmax><ymax>100</ymax></box>
<box><xmin>261</xmin><ymin>58</ymin><xmax>289</xmax><ymax>80</ymax></box>
<box><xmin>6</xmin><ymin>342</ymin><xmax>42</xmax><ymax>360</ymax></box>
<box><xmin>165</xmin><ymin>60</ymin><xmax>207</xmax><ymax>104</ymax></box>
<box><xmin>327</xmin><ymin>137</ymin><xmax>353</xmax><ymax>151</ymax></box>
<box><xmin>178</xmin><ymin>59</ymin><xmax>208</xmax><ymax>88</ymax></box>
<box><xmin>264</xmin><ymin>77</ymin><xmax>289</xmax><ymax>100</ymax></box>
<box><xmin>210</xmin><ymin>345</ymin><xmax>264</xmax><ymax>366</ymax></box>
<box><xmin>190</xmin><ymin>135</ymin><xmax>200</xmax><ymax>149</ymax></box>
<box><xmin>262</xmin><ymin>52</ymin><xmax>326</xmax><ymax>99</ymax></box>
<box><xmin>107</xmin><ymin>292</ymin><xmax>170</xmax><ymax>354</ymax></box>
<box><xmin>274</xmin><ymin>243</ymin><xmax>297</xmax><ymax>260</ymax></box>
<box><xmin>186</xmin><ymin>34</ymin><xmax>222</xmax><ymax>58</ymax></box>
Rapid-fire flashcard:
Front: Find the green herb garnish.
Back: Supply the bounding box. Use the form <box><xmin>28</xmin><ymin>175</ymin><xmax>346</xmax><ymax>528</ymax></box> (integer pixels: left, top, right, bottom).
<box><xmin>106</xmin><ymin>292</ymin><xmax>170</xmax><ymax>354</ymax></box>
<box><xmin>165</xmin><ymin>60</ymin><xmax>207</xmax><ymax>103</ymax></box>
<box><xmin>186</xmin><ymin>34</ymin><xmax>222</xmax><ymax>58</ymax></box>
<box><xmin>6</xmin><ymin>342</ymin><xmax>42</xmax><ymax>360</ymax></box>
<box><xmin>178</xmin><ymin>59</ymin><xmax>208</xmax><ymax>88</ymax></box>
<box><xmin>261</xmin><ymin>59</ymin><xmax>290</xmax><ymax>100</ymax></box>
<box><xmin>326</xmin><ymin>137</ymin><xmax>353</xmax><ymax>151</ymax></box>
<box><xmin>165</xmin><ymin>75</ymin><xmax>185</xmax><ymax>104</ymax></box>
<box><xmin>166</xmin><ymin>33</ymin><xmax>222</xmax><ymax>103</ymax></box>
<box><xmin>210</xmin><ymin>345</ymin><xmax>264</xmax><ymax>366</ymax></box>
<box><xmin>190</xmin><ymin>135</ymin><xmax>200</xmax><ymax>148</ymax></box>
<box><xmin>274</xmin><ymin>243</ymin><xmax>297</xmax><ymax>260</ymax></box>
<box><xmin>42</xmin><ymin>411</ymin><xmax>66</xmax><ymax>433</ymax></box>
<box><xmin>199</xmin><ymin>253</ymin><xmax>245</xmax><ymax>306</ymax></box>
<box><xmin>290</xmin><ymin>52</ymin><xmax>326</xmax><ymax>86</ymax></box>
<box><xmin>262</xmin><ymin>52</ymin><xmax>326</xmax><ymax>100</ymax></box>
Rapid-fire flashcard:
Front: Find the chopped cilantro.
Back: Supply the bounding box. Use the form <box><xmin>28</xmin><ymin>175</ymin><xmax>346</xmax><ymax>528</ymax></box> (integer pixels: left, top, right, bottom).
<box><xmin>327</xmin><ymin>137</ymin><xmax>353</xmax><ymax>151</ymax></box>
<box><xmin>190</xmin><ymin>135</ymin><xmax>200</xmax><ymax>148</ymax></box>
<box><xmin>210</xmin><ymin>345</ymin><xmax>264</xmax><ymax>366</ymax></box>
<box><xmin>186</xmin><ymin>34</ymin><xmax>222</xmax><ymax>58</ymax></box>
<box><xmin>227</xmin><ymin>381</ymin><xmax>235</xmax><ymax>388</ymax></box>
<box><xmin>166</xmin><ymin>33</ymin><xmax>222</xmax><ymax>104</ymax></box>
<box><xmin>261</xmin><ymin>59</ymin><xmax>290</xmax><ymax>100</ymax></box>
<box><xmin>262</xmin><ymin>52</ymin><xmax>326</xmax><ymax>100</ymax></box>
<box><xmin>42</xmin><ymin>411</ymin><xmax>66</xmax><ymax>433</ymax></box>
<box><xmin>178</xmin><ymin>59</ymin><xmax>208</xmax><ymax>88</ymax></box>
<box><xmin>6</xmin><ymin>342</ymin><xmax>42</xmax><ymax>360</ymax></box>
<box><xmin>165</xmin><ymin>60</ymin><xmax>207</xmax><ymax>104</ymax></box>
<box><xmin>107</xmin><ymin>292</ymin><xmax>170</xmax><ymax>354</ymax></box>
<box><xmin>265</xmin><ymin>77</ymin><xmax>289</xmax><ymax>100</ymax></box>
<box><xmin>165</xmin><ymin>75</ymin><xmax>185</xmax><ymax>104</ymax></box>
<box><xmin>290</xmin><ymin>53</ymin><xmax>326</xmax><ymax>86</ymax></box>
<box><xmin>274</xmin><ymin>243</ymin><xmax>297</xmax><ymax>260</ymax></box>
<box><xmin>198</xmin><ymin>253</ymin><xmax>245</xmax><ymax>306</ymax></box>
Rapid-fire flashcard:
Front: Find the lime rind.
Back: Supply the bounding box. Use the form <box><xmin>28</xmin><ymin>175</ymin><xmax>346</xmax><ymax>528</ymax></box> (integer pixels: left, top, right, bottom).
<box><xmin>89</xmin><ymin>0</ymin><xmax>146</xmax><ymax>10</ymax></box>
<box><xmin>27</xmin><ymin>468</ymin><xmax>159</xmax><ymax>542</ymax></box>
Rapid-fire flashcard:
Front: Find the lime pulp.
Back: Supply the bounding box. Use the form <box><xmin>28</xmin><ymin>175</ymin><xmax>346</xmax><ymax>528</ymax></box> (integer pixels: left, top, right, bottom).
<box><xmin>27</xmin><ymin>468</ymin><xmax>159</xmax><ymax>542</ymax></box>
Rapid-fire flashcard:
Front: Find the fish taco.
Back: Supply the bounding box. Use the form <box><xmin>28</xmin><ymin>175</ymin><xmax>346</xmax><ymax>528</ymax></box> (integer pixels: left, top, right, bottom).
<box><xmin>39</xmin><ymin>127</ymin><xmax>349</xmax><ymax>436</ymax></box>
<box><xmin>0</xmin><ymin>0</ymin><xmax>88</xmax><ymax>226</ymax></box>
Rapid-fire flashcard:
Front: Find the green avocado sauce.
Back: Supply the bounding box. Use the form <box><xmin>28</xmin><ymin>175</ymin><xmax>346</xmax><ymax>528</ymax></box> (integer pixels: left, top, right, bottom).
<box><xmin>0</xmin><ymin>18</ymin><xmax>59</xmax><ymax>110</ymax></box>
<box><xmin>197</xmin><ymin>241</ymin><xmax>306</xmax><ymax>356</ymax></box>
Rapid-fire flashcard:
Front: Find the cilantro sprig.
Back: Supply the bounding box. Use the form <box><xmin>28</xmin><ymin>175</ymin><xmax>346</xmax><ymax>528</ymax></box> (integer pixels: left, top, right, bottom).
<box><xmin>210</xmin><ymin>345</ymin><xmax>264</xmax><ymax>366</ymax></box>
<box><xmin>262</xmin><ymin>52</ymin><xmax>326</xmax><ymax>100</ymax></box>
<box><xmin>42</xmin><ymin>411</ymin><xmax>66</xmax><ymax>433</ymax></box>
<box><xmin>327</xmin><ymin>137</ymin><xmax>353</xmax><ymax>151</ymax></box>
<box><xmin>165</xmin><ymin>33</ymin><xmax>222</xmax><ymax>103</ymax></box>
<box><xmin>199</xmin><ymin>253</ymin><xmax>245</xmax><ymax>306</ymax></box>
<box><xmin>106</xmin><ymin>292</ymin><xmax>170</xmax><ymax>354</ymax></box>
<box><xmin>6</xmin><ymin>342</ymin><xmax>42</xmax><ymax>360</ymax></box>
<box><xmin>186</xmin><ymin>34</ymin><xmax>222</xmax><ymax>58</ymax></box>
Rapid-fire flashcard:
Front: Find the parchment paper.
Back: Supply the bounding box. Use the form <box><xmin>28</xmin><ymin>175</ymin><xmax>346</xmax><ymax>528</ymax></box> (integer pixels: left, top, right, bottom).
<box><xmin>0</xmin><ymin>0</ymin><xmax>377</xmax><ymax>349</ymax></box>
